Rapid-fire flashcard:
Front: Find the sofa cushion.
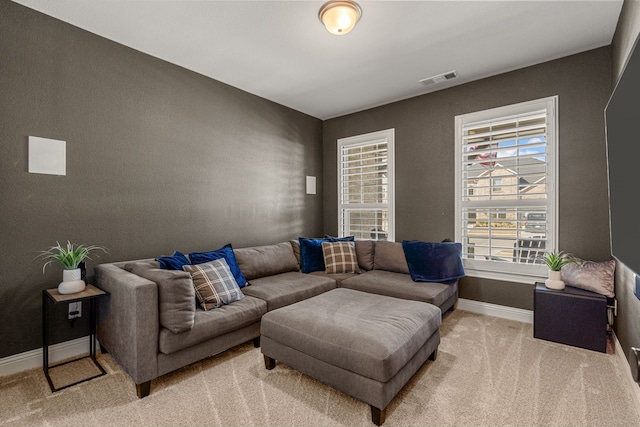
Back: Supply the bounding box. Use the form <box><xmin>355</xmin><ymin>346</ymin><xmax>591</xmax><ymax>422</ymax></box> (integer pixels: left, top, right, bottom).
<box><xmin>188</xmin><ymin>243</ymin><xmax>248</xmax><ymax>288</ymax></box>
<box><xmin>156</xmin><ymin>251</ymin><xmax>190</xmax><ymax>270</ymax></box>
<box><xmin>158</xmin><ymin>295</ymin><xmax>267</xmax><ymax>355</ymax></box>
<box><xmin>373</xmin><ymin>241</ymin><xmax>410</xmax><ymax>274</ymax></box>
<box><xmin>241</xmin><ymin>271</ymin><xmax>336</xmax><ymax>311</ymax></box>
<box><xmin>183</xmin><ymin>259</ymin><xmax>244</xmax><ymax>311</ymax></box>
<box><xmin>298</xmin><ymin>237</ymin><xmax>330</xmax><ymax>273</ymax></box>
<box><xmin>290</xmin><ymin>239</ymin><xmax>301</xmax><ymax>266</ymax></box>
<box><xmin>321</xmin><ymin>241</ymin><xmax>360</xmax><ymax>274</ymax></box>
<box><xmin>402</xmin><ymin>240</ymin><xmax>465</xmax><ymax>283</ymax></box>
<box><xmin>355</xmin><ymin>240</ymin><xmax>374</xmax><ymax>271</ymax></box>
<box><xmin>125</xmin><ymin>261</ymin><xmax>195</xmax><ymax>334</ymax></box>
<box><xmin>341</xmin><ymin>269</ymin><xmax>457</xmax><ymax>308</ymax></box>
<box><xmin>309</xmin><ymin>271</ymin><xmax>359</xmax><ymax>286</ymax></box>
<box><xmin>234</xmin><ymin>242</ymin><xmax>299</xmax><ymax>280</ymax></box>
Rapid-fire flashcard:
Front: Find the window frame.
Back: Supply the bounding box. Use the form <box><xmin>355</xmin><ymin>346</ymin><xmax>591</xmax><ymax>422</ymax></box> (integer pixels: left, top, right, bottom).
<box><xmin>337</xmin><ymin>128</ymin><xmax>395</xmax><ymax>241</ymax></box>
<box><xmin>454</xmin><ymin>96</ymin><xmax>558</xmax><ymax>283</ymax></box>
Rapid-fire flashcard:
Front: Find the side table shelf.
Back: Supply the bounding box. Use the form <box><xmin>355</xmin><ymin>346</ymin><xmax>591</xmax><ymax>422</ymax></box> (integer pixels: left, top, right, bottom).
<box><xmin>42</xmin><ymin>284</ymin><xmax>108</xmax><ymax>392</ymax></box>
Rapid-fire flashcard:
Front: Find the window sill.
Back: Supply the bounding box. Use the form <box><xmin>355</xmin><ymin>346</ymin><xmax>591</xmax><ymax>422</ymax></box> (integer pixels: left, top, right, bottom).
<box><xmin>463</xmin><ymin>267</ymin><xmax>545</xmax><ymax>284</ymax></box>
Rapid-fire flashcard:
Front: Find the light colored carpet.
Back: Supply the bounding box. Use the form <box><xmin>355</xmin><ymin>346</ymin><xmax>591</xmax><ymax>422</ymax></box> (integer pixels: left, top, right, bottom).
<box><xmin>2</xmin><ymin>310</ymin><xmax>640</xmax><ymax>426</ymax></box>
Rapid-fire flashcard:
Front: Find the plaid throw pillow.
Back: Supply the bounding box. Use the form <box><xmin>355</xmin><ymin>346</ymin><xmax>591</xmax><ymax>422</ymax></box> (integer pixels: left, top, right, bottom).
<box><xmin>321</xmin><ymin>241</ymin><xmax>360</xmax><ymax>274</ymax></box>
<box><xmin>183</xmin><ymin>258</ymin><xmax>244</xmax><ymax>311</ymax></box>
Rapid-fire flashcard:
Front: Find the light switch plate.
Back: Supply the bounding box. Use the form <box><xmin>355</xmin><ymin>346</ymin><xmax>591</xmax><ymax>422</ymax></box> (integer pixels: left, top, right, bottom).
<box><xmin>306</xmin><ymin>176</ymin><xmax>316</xmax><ymax>195</ymax></box>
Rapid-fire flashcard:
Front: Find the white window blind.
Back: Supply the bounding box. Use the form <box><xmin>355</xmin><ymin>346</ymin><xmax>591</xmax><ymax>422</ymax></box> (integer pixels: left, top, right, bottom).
<box><xmin>455</xmin><ymin>97</ymin><xmax>557</xmax><ymax>282</ymax></box>
<box><xmin>338</xmin><ymin>129</ymin><xmax>395</xmax><ymax>241</ymax></box>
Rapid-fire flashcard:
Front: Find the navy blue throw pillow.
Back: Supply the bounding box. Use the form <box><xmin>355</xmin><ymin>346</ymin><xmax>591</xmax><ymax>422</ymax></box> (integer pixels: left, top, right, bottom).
<box><xmin>324</xmin><ymin>235</ymin><xmax>355</xmax><ymax>242</ymax></box>
<box><xmin>299</xmin><ymin>237</ymin><xmax>330</xmax><ymax>273</ymax></box>
<box><xmin>401</xmin><ymin>240</ymin><xmax>465</xmax><ymax>284</ymax></box>
<box><xmin>156</xmin><ymin>251</ymin><xmax>190</xmax><ymax>270</ymax></box>
<box><xmin>188</xmin><ymin>244</ymin><xmax>248</xmax><ymax>288</ymax></box>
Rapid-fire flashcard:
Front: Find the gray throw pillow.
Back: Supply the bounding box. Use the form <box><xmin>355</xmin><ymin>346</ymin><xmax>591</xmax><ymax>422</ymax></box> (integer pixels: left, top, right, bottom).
<box><xmin>355</xmin><ymin>240</ymin><xmax>374</xmax><ymax>271</ymax></box>
<box><xmin>561</xmin><ymin>259</ymin><xmax>615</xmax><ymax>298</ymax></box>
<box><xmin>373</xmin><ymin>241</ymin><xmax>410</xmax><ymax>274</ymax></box>
<box><xmin>126</xmin><ymin>261</ymin><xmax>196</xmax><ymax>334</ymax></box>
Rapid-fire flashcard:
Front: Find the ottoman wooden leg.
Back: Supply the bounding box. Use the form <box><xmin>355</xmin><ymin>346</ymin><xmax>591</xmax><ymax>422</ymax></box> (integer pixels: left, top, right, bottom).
<box><xmin>253</xmin><ymin>337</ymin><xmax>261</xmax><ymax>348</ymax></box>
<box><xmin>264</xmin><ymin>355</ymin><xmax>276</xmax><ymax>370</ymax></box>
<box><xmin>371</xmin><ymin>406</ymin><xmax>386</xmax><ymax>426</ymax></box>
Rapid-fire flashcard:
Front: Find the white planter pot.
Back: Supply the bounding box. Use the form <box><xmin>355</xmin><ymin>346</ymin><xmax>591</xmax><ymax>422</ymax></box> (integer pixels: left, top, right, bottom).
<box><xmin>59</xmin><ymin>268</ymin><xmax>86</xmax><ymax>294</ymax></box>
<box><xmin>545</xmin><ymin>270</ymin><xmax>565</xmax><ymax>290</ymax></box>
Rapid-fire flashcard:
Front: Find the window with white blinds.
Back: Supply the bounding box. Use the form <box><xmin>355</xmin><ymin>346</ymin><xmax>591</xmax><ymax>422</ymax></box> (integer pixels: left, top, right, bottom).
<box><xmin>338</xmin><ymin>129</ymin><xmax>395</xmax><ymax>241</ymax></box>
<box><xmin>454</xmin><ymin>97</ymin><xmax>557</xmax><ymax>282</ymax></box>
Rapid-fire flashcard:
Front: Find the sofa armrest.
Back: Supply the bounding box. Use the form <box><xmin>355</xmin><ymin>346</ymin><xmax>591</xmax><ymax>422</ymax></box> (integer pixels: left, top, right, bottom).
<box><xmin>96</xmin><ymin>263</ymin><xmax>159</xmax><ymax>385</ymax></box>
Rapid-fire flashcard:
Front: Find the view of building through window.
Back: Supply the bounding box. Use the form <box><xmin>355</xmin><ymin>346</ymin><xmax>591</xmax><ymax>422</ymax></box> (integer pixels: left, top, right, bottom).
<box><xmin>456</xmin><ymin>97</ymin><xmax>557</xmax><ymax>274</ymax></box>
<box><xmin>338</xmin><ymin>129</ymin><xmax>394</xmax><ymax>241</ymax></box>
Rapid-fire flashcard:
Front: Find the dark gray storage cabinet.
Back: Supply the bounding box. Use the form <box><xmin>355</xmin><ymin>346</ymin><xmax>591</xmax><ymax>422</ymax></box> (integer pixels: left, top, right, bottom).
<box><xmin>533</xmin><ymin>284</ymin><xmax>607</xmax><ymax>353</ymax></box>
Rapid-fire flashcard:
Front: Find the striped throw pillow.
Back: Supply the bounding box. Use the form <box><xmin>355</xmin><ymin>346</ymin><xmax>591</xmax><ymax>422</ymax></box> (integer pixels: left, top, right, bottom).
<box><xmin>183</xmin><ymin>258</ymin><xmax>244</xmax><ymax>311</ymax></box>
<box><xmin>321</xmin><ymin>241</ymin><xmax>360</xmax><ymax>274</ymax></box>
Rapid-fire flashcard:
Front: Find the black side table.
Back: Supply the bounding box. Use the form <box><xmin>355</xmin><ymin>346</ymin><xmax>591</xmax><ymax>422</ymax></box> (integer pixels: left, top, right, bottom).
<box><xmin>533</xmin><ymin>283</ymin><xmax>607</xmax><ymax>353</ymax></box>
<box><xmin>42</xmin><ymin>284</ymin><xmax>108</xmax><ymax>392</ymax></box>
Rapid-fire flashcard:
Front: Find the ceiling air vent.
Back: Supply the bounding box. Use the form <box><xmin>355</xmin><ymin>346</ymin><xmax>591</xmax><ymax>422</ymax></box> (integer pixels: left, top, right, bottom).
<box><xmin>419</xmin><ymin>70</ymin><xmax>458</xmax><ymax>87</ymax></box>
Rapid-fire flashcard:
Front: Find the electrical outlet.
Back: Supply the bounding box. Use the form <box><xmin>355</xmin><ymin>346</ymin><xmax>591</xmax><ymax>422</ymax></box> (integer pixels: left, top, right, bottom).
<box><xmin>68</xmin><ymin>301</ymin><xmax>82</xmax><ymax>319</ymax></box>
<box><xmin>635</xmin><ymin>275</ymin><xmax>640</xmax><ymax>301</ymax></box>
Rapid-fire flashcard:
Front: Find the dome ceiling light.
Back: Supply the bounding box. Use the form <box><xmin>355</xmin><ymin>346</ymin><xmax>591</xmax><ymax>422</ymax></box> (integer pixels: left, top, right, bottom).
<box><xmin>318</xmin><ymin>0</ymin><xmax>362</xmax><ymax>36</ymax></box>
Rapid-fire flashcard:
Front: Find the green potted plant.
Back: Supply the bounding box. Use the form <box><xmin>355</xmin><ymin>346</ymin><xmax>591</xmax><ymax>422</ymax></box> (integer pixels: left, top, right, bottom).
<box><xmin>37</xmin><ymin>241</ymin><xmax>108</xmax><ymax>294</ymax></box>
<box><xmin>540</xmin><ymin>250</ymin><xmax>576</xmax><ymax>290</ymax></box>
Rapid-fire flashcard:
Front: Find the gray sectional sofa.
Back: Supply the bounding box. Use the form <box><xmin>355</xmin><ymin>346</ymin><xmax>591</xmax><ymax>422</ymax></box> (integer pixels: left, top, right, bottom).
<box><xmin>95</xmin><ymin>239</ymin><xmax>459</xmax><ymax>398</ymax></box>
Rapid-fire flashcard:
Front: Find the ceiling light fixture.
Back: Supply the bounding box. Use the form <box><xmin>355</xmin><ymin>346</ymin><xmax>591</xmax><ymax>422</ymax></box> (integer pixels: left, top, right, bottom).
<box><xmin>318</xmin><ymin>0</ymin><xmax>362</xmax><ymax>36</ymax></box>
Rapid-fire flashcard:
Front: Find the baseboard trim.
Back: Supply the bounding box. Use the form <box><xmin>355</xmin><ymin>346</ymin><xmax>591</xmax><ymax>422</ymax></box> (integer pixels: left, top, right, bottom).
<box><xmin>457</xmin><ymin>298</ymin><xmax>534</xmax><ymax>324</ymax></box>
<box><xmin>613</xmin><ymin>332</ymin><xmax>640</xmax><ymax>417</ymax></box>
<box><xmin>0</xmin><ymin>336</ymin><xmax>91</xmax><ymax>378</ymax></box>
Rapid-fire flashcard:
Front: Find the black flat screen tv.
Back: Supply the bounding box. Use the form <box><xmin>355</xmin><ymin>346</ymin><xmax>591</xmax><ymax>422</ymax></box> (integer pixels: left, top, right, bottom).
<box><xmin>605</xmin><ymin>32</ymin><xmax>640</xmax><ymax>275</ymax></box>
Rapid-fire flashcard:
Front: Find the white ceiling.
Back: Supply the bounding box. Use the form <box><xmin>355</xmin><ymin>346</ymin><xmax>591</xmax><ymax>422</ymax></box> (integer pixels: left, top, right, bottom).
<box><xmin>12</xmin><ymin>0</ymin><xmax>624</xmax><ymax>120</ymax></box>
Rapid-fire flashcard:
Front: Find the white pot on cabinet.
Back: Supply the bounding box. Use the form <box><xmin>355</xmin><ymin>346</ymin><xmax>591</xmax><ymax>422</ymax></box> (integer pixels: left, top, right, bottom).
<box><xmin>58</xmin><ymin>268</ymin><xmax>86</xmax><ymax>294</ymax></box>
<box><xmin>545</xmin><ymin>270</ymin><xmax>565</xmax><ymax>290</ymax></box>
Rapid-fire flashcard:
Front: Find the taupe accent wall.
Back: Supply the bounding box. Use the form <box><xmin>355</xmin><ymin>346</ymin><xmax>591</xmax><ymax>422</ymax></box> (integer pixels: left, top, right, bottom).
<box><xmin>0</xmin><ymin>1</ymin><xmax>323</xmax><ymax>358</ymax></box>
<box><xmin>323</xmin><ymin>47</ymin><xmax>612</xmax><ymax>311</ymax></box>
<box><xmin>611</xmin><ymin>0</ymin><xmax>640</xmax><ymax>379</ymax></box>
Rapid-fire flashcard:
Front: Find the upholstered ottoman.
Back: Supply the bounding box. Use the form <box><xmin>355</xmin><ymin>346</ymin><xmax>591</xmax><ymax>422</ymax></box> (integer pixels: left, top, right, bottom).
<box><xmin>261</xmin><ymin>288</ymin><xmax>441</xmax><ymax>425</ymax></box>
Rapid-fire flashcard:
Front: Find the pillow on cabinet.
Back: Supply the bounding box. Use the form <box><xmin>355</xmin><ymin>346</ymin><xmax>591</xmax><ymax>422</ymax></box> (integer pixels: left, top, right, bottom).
<box><xmin>561</xmin><ymin>259</ymin><xmax>615</xmax><ymax>298</ymax></box>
